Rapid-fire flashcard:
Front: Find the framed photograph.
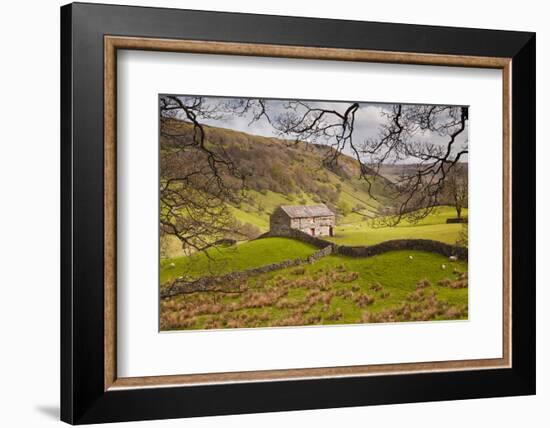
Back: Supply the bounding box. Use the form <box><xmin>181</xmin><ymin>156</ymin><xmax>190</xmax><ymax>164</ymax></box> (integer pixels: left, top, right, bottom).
<box><xmin>61</xmin><ymin>2</ymin><xmax>535</xmax><ymax>424</ymax></box>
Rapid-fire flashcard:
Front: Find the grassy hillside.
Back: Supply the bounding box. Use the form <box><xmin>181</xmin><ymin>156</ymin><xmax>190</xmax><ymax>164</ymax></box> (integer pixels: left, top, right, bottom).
<box><xmin>160</xmin><ymin>119</ymin><xmax>468</xmax><ymax>259</ymax></box>
<box><xmin>160</xmin><ymin>237</ymin><xmax>317</xmax><ymax>285</ymax></box>
<box><xmin>161</xmin><ymin>250</ymin><xmax>468</xmax><ymax>330</ymax></box>
<box><xmin>159</xmin><ymin>120</ymin><xmax>469</xmax><ymax>331</ymax></box>
<box><xmin>377</xmin><ymin>163</ymin><xmax>468</xmax><ymax>184</ymax></box>
<box><xmin>161</xmin><ymin>206</ymin><xmax>466</xmax><ymax>288</ymax></box>
<box><xmin>328</xmin><ymin>206</ymin><xmax>468</xmax><ymax>246</ymax></box>
<box><xmin>161</xmin><ymin>119</ymin><xmax>390</xmax><ymax>235</ymax></box>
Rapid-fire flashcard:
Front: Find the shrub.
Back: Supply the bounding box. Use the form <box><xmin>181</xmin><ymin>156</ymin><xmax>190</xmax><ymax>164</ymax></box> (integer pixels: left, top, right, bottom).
<box><xmin>337</xmin><ymin>201</ymin><xmax>352</xmax><ymax>216</ymax></box>
<box><xmin>369</xmin><ymin>282</ymin><xmax>383</xmax><ymax>292</ymax></box>
<box><xmin>455</xmin><ymin>223</ymin><xmax>468</xmax><ymax>248</ymax></box>
<box><xmin>445</xmin><ymin>307</ymin><xmax>465</xmax><ymax>318</ymax></box>
<box><xmin>291</xmin><ymin>266</ymin><xmax>306</xmax><ymax>275</ymax></box>
<box><xmin>320</xmin><ymin>292</ymin><xmax>334</xmax><ymax>305</ymax></box>
<box><xmin>354</xmin><ymin>293</ymin><xmax>375</xmax><ymax>308</ymax></box>
<box><xmin>379</xmin><ymin>291</ymin><xmax>391</xmax><ymax>299</ymax></box>
<box><xmin>438</xmin><ymin>278</ymin><xmax>452</xmax><ymax>287</ymax></box>
<box><xmin>327</xmin><ymin>308</ymin><xmax>343</xmax><ymax>321</ymax></box>
<box><xmin>336</xmin><ymin>289</ymin><xmax>354</xmax><ymax>300</ymax></box>
<box><xmin>353</xmin><ymin>203</ymin><xmax>367</xmax><ymax>212</ymax></box>
<box><xmin>450</xmin><ymin>279</ymin><xmax>468</xmax><ymax>289</ymax></box>
<box><xmin>337</xmin><ymin>271</ymin><xmax>359</xmax><ymax>283</ymax></box>
<box><xmin>275</xmin><ymin>312</ymin><xmax>305</xmax><ymax>327</ymax></box>
<box><xmin>305</xmin><ymin>315</ymin><xmax>322</xmax><ymax>324</ymax></box>
<box><xmin>407</xmin><ymin>289</ymin><xmax>425</xmax><ymax>302</ymax></box>
<box><xmin>416</xmin><ymin>279</ymin><xmax>431</xmax><ymax>289</ymax></box>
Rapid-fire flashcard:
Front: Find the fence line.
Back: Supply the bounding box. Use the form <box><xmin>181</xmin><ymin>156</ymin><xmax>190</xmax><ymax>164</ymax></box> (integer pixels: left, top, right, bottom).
<box><xmin>260</xmin><ymin>229</ymin><xmax>468</xmax><ymax>261</ymax></box>
<box><xmin>161</xmin><ymin>243</ymin><xmax>333</xmax><ymax>298</ymax></box>
<box><xmin>162</xmin><ymin>231</ymin><xmax>467</xmax><ymax>298</ymax></box>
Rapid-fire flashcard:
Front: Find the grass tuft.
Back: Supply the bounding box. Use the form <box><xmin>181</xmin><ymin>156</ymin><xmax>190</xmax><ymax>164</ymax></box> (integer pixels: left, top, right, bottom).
<box><xmin>160</xmin><ymin>250</ymin><xmax>468</xmax><ymax>331</ymax></box>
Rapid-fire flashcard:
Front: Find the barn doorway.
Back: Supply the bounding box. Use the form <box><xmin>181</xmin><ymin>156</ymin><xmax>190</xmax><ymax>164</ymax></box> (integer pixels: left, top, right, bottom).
<box><xmin>310</xmin><ymin>228</ymin><xmax>315</xmax><ymax>236</ymax></box>
<box><xmin>329</xmin><ymin>226</ymin><xmax>333</xmax><ymax>237</ymax></box>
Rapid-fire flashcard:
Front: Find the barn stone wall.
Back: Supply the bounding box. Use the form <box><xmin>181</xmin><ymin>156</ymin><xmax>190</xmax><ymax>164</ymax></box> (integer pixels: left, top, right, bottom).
<box><xmin>259</xmin><ymin>228</ymin><xmax>336</xmax><ymax>249</ymax></box>
<box><xmin>269</xmin><ymin>208</ymin><xmax>293</xmax><ymax>235</ymax></box>
<box><xmin>293</xmin><ymin>216</ymin><xmax>335</xmax><ymax>236</ymax></box>
<box><xmin>269</xmin><ymin>208</ymin><xmax>335</xmax><ymax>237</ymax></box>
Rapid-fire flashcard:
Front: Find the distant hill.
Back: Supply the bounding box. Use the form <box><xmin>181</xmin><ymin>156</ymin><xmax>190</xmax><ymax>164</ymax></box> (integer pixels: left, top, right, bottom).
<box><xmin>376</xmin><ymin>162</ymin><xmax>468</xmax><ymax>184</ymax></box>
<box><xmin>161</xmin><ymin>119</ymin><xmax>394</xmax><ymax>235</ymax></box>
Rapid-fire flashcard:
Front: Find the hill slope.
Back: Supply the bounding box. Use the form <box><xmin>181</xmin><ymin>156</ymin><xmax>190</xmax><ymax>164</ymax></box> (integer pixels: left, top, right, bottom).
<box><xmin>161</xmin><ymin>118</ymin><xmax>392</xmax><ymax>231</ymax></box>
<box><xmin>160</xmin><ymin>119</ymin><xmax>467</xmax><ymax>258</ymax></box>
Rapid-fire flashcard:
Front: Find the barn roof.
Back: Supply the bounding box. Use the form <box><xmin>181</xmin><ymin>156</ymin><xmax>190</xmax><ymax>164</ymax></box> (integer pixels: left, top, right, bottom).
<box><xmin>278</xmin><ymin>204</ymin><xmax>335</xmax><ymax>218</ymax></box>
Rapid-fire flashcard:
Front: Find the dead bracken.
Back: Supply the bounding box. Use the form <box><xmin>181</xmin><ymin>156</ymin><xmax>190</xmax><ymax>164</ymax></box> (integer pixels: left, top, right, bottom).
<box><xmin>160</xmin><ymin>263</ymin><xmax>467</xmax><ymax>330</ymax></box>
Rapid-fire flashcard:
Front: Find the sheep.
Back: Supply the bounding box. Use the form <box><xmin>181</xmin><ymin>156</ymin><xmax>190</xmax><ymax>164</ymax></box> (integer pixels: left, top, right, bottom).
<box><xmin>441</xmin><ymin>264</ymin><xmax>447</xmax><ymax>270</ymax></box>
<box><xmin>408</xmin><ymin>255</ymin><xmax>414</xmax><ymax>260</ymax></box>
<box><xmin>449</xmin><ymin>255</ymin><xmax>458</xmax><ymax>262</ymax></box>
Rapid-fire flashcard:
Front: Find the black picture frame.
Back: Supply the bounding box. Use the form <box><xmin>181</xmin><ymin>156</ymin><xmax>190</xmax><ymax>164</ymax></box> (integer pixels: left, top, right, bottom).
<box><xmin>61</xmin><ymin>2</ymin><xmax>535</xmax><ymax>424</ymax></box>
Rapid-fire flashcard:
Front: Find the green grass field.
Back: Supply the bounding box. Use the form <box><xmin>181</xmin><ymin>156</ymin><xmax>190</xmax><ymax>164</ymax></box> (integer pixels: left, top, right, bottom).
<box><xmin>160</xmin><ymin>206</ymin><xmax>469</xmax><ymax>331</ymax></box>
<box><xmin>327</xmin><ymin>206</ymin><xmax>467</xmax><ymax>246</ymax></box>
<box><xmin>161</xmin><ymin>205</ymin><xmax>465</xmax><ymax>259</ymax></box>
<box><xmin>159</xmin><ymin>121</ymin><xmax>469</xmax><ymax>331</ymax></box>
<box><xmin>160</xmin><ymin>237</ymin><xmax>317</xmax><ymax>286</ymax></box>
<box><xmin>161</xmin><ymin>250</ymin><xmax>468</xmax><ymax>330</ymax></box>
<box><xmin>228</xmin><ymin>176</ymin><xmax>383</xmax><ymax>231</ymax></box>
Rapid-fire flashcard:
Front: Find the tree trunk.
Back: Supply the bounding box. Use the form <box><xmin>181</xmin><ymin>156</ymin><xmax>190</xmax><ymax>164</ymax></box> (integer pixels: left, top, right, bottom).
<box><xmin>456</xmin><ymin>205</ymin><xmax>462</xmax><ymax>219</ymax></box>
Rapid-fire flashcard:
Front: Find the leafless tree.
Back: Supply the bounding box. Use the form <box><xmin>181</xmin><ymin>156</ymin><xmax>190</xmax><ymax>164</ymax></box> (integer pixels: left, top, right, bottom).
<box><xmin>362</xmin><ymin>105</ymin><xmax>468</xmax><ymax>225</ymax></box>
<box><xmin>221</xmin><ymin>98</ymin><xmax>273</xmax><ymax>125</ymax></box>
<box><xmin>443</xmin><ymin>165</ymin><xmax>468</xmax><ymax>219</ymax></box>
<box><xmin>160</xmin><ymin>96</ymin><xmax>469</xmax><ymax>251</ymax></box>
<box><xmin>253</xmin><ymin>101</ymin><xmax>468</xmax><ymax>225</ymax></box>
<box><xmin>159</xmin><ymin>95</ymin><xmax>247</xmax><ymax>255</ymax></box>
<box><xmin>267</xmin><ymin>101</ymin><xmax>364</xmax><ymax>173</ymax></box>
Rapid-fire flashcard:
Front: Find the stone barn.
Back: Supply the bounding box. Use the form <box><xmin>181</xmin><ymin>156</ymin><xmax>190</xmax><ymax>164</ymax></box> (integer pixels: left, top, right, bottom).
<box><xmin>269</xmin><ymin>204</ymin><xmax>336</xmax><ymax>237</ymax></box>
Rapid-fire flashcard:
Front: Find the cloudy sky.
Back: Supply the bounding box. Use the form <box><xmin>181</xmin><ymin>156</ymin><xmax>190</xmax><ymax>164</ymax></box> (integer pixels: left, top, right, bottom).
<box><xmin>166</xmin><ymin>95</ymin><xmax>468</xmax><ymax>162</ymax></box>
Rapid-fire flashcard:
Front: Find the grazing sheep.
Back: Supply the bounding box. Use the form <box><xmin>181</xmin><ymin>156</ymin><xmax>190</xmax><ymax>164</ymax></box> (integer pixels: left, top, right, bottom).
<box><xmin>409</xmin><ymin>255</ymin><xmax>414</xmax><ymax>260</ymax></box>
<box><xmin>449</xmin><ymin>256</ymin><xmax>458</xmax><ymax>262</ymax></box>
<box><xmin>441</xmin><ymin>264</ymin><xmax>447</xmax><ymax>270</ymax></box>
<box><xmin>169</xmin><ymin>262</ymin><xmax>176</xmax><ymax>268</ymax></box>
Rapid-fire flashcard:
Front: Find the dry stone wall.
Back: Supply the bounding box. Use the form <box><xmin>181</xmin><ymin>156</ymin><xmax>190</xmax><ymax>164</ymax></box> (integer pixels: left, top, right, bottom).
<box><xmin>161</xmin><ymin>244</ymin><xmax>334</xmax><ymax>298</ymax></box>
<box><xmin>262</xmin><ymin>229</ymin><xmax>468</xmax><ymax>261</ymax></box>
<box><xmin>336</xmin><ymin>239</ymin><xmax>468</xmax><ymax>260</ymax></box>
<box><xmin>162</xmin><ymin>230</ymin><xmax>467</xmax><ymax>298</ymax></box>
